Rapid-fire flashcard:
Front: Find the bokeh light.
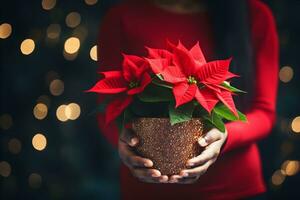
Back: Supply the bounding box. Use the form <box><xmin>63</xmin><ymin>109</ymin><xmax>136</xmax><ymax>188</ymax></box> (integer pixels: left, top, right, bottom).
<box><xmin>72</xmin><ymin>25</ymin><xmax>88</xmax><ymax>41</ymax></box>
<box><xmin>65</xmin><ymin>12</ymin><xmax>81</xmax><ymax>28</ymax></box>
<box><xmin>8</xmin><ymin>138</ymin><xmax>22</xmax><ymax>155</ymax></box>
<box><xmin>64</xmin><ymin>37</ymin><xmax>80</xmax><ymax>54</ymax></box>
<box><xmin>90</xmin><ymin>45</ymin><xmax>98</xmax><ymax>61</ymax></box>
<box><xmin>291</xmin><ymin>116</ymin><xmax>300</xmax><ymax>133</ymax></box>
<box><xmin>46</xmin><ymin>24</ymin><xmax>61</xmax><ymax>39</ymax></box>
<box><xmin>63</xmin><ymin>50</ymin><xmax>78</xmax><ymax>61</ymax></box>
<box><xmin>65</xmin><ymin>103</ymin><xmax>81</xmax><ymax>120</ymax></box>
<box><xmin>281</xmin><ymin>160</ymin><xmax>300</xmax><ymax>176</ymax></box>
<box><xmin>0</xmin><ymin>161</ymin><xmax>11</xmax><ymax>177</ymax></box>
<box><xmin>41</xmin><ymin>0</ymin><xmax>56</xmax><ymax>10</ymax></box>
<box><xmin>20</xmin><ymin>39</ymin><xmax>35</xmax><ymax>55</ymax></box>
<box><xmin>28</xmin><ymin>173</ymin><xmax>42</xmax><ymax>189</ymax></box>
<box><xmin>33</xmin><ymin>103</ymin><xmax>48</xmax><ymax>120</ymax></box>
<box><xmin>271</xmin><ymin>170</ymin><xmax>286</xmax><ymax>186</ymax></box>
<box><xmin>56</xmin><ymin>105</ymin><xmax>68</xmax><ymax>122</ymax></box>
<box><xmin>49</xmin><ymin>79</ymin><xmax>64</xmax><ymax>96</ymax></box>
<box><xmin>0</xmin><ymin>114</ymin><xmax>13</xmax><ymax>130</ymax></box>
<box><xmin>32</xmin><ymin>133</ymin><xmax>47</xmax><ymax>151</ymax></box>
<box><xmin>85</xmin><ymin>0</ymin><xmax>98</xmax><ymax>6</ymax></box>
<box><xmin>0</xmin><ymin>23</ymin><xmax>12</xmax><ymax>39</ymax></box>
<box><xmin>279</xmin><ymin>66</ymin><xmax>294</xmax><ymax>83</ymax></box>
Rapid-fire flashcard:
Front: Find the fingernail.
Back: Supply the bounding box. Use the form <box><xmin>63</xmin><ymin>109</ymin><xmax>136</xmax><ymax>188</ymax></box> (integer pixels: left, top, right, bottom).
<box><xmin>152</xmin><ymin>173</ymin><xmax>160</xmax><ymax>178</ymax></box>
<box><xmin>131</xmin><ymin>138</ymin><xmax>138</xmax><ymax>146</ymax></box>
<box><xmin>198</xmin><ymin>138</ymin><xmax>207</xmax><ymax>146</ymax></box>
<box><xmin>182</xmin><ymin>172</ymin><xmax>188</xmax><ymax>177</ymax></box>
<box><xmin>187</xmin><ymin>162</ymin><xmax>194</xmax><ymax>167</ymax></box>
<box><xmin>144</xmin><ymin>161</ymin><xmax>153</xmax><ymax>167</ymax></box>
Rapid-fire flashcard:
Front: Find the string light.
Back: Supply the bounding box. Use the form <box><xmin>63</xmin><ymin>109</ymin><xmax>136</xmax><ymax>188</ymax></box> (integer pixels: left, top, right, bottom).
<box><xmin>46</xmin><ymin>24</ymin><xmax>61</xmax><ymax>39</ymax></box>
<box><xmin>41</xmin><ymin>0</ymin><xmax>56</xmax><ymax>10</ymax></box>
<box><xmin>65</xmin><ymin>103</ymin><xmax>81</xmax><ymax>120</ymax></box>
<box><xmin>271</xmin><ymin>170</ymin><xmax>286</xmax><ymax>186</ymax></box>
<box><xmin>56</xmin><ymin>105</ymin><xmax>68</xmax><ymax>122</ymax></box>
<box><xmin>49</xmin><ymin>79</ymin><xmax>64</xmax><ymax>96</ymax></box>
<box><xmin>33</xmin><ymin>103</ymin><xmax>48</xmax><ymax>120</ymax></box>
<box><xmin>90</xmin><ymin>45</ymin><xmax>98</xmax><ymax>61</ymax></box>
<box><xmin>85</xmin><ymin>0</ymin><xmax>98</xmax><ymax>6</ymax></box>
<box><xmin>0</xmin><ymin>161</ymin><xmax>11</xmax><ymax>177</ymax></box>
<box><xmin>64</xmin><ymin>37</ymin><xmax>80</xmax><ymax>54</ymax></box>
<box><xmin>32</xmin><ymin>133</ymin><xmax>47</xmax><ymax>151</ymax></box>
<box><xmin>0</xmin><ymin>23</ymin><xmax>12</xmax><ymax>39</ymax></box>
<box><xmin>8</xmin><ymin>138</ymin><xmax>22</xmax><ymax>155</ymax></box>
<box><xmin>28</xmin><ymin>173</ymin><xmax>42</xmax><ymax>189</ymax></box>
<box><xmin>65</xmin><ymin>12</ymin><xmax>81</xmax><ymax>28</ymax></box>
<box><xmin>0</xmin><ymin>114</ymin><xmax>13</xmax><ymax>130</ymax></box>
<box><xmin>279</xmin><ymin>66</ymin><xmax>294</xmax><ymax>83</ymax></box>
<box><xmin>291</xmin><ymin>116</ymin><xmax>300</xmax><ymax>133</ymax></box>
<box><xmin>20</xmin><ymin>39</ymin><xmax>35</xmax><ymax>55</ymax></box>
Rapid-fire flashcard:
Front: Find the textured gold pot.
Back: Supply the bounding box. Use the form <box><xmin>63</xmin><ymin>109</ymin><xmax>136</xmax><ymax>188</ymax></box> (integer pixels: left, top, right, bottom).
<box><xmin>132</xmin><ymin>118</ymin><xmax>204</xmax><ymax>175</ymax></box>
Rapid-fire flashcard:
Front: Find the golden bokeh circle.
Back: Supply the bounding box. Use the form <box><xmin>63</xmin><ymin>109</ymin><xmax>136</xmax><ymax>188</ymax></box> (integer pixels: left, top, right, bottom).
<box><xmin>90</xmin><ymin>45</ymin><xmax>98</xmax><ymax>61</ymax></box>
<box><xmin>65</xmin><ymin>103</ymin><xmax>81</xmax><ymax>120</ymax></box>
<box><xmin>0</xmin><ymin>114</ymin><xmax>13</xmax><ymax>130</ymax></box>
<box><xmin>279</xmin><ymin>66</ymin><xmax>294</xmax><ymax>83</ymax></box>
<box><xmin>20</xmin><ymin>39</ymin><xmax>35</xmax><ymax>55</ymax></box>
<box><xmin>49</xmin><ymin>79</ymin><xmax>64</xmax><ymax>96</ymax></box>
<box><xmin>64</xmin><ymin>37</ymin><xmax>80</xmax><ymax>54</ymax></box>
<box><xmin>8</xmin><ymin>138</ymin><xmax>22</xmax><ymax>154</ymax></box>
<box><xmin>0</xmin><ymin>23</ymin><xmax>12</xmax><ymax>39</ymax></box>
<box><xmin>0</xmin><ymin>161</ymin><xmax>11</xmax><ymax>177</ymax></box>
<box><xmin>65</xmin><ymin>12</ymin><xmax>81</xmax><ymax>28</ymax></box>
<box><xmin>291</xmin><ymin>116</ymin><xmax>300</xmax><ymax>133</ymax></box>
<box><xmin>271</xmin><ymin>170</ymin><xmax>285</xmax><ymax>186</ymax></box>
<box><xmin>85</xmin><ymin>0</ymin><xmax>98</xmax><ymax>6</ymax></box>
<box><xmin>32</xmin><ymin>133</ymin><xmax>47</xmax><ymax>151</ymax></box>
<box><xmin>46</xmin><ymin>24</ymin><xmax>61</xmax><ymax>39</ymax></box>
<box><xmin>56</xmin><ymin>105</ymin><xmax>68</xmax><ymax>122</ymax></box>
<box><xmin>33</xmin><ymin>103</ymin><xmax>48</xmax><ymax>120</ymax></box>
<box><xmin>42</xmin><ymin>0</ymin><xmax>56</xmax><ymax>10</ymax></box>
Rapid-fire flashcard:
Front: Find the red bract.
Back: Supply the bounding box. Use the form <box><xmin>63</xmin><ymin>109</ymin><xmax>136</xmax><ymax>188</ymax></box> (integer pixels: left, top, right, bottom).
<box><xmin>88</xmin><ymin>54</ymin><xmax>151</xmax><ymax>124</ymax></box>
<box><xmin>146</xmin><ymin>41</ymin><xmax>239</xmax><ymax>116</ymax></box>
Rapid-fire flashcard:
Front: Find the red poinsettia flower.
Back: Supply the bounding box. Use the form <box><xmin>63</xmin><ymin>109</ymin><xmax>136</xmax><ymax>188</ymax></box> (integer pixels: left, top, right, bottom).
<box><xmin>146</xmin><ymin>41</ymin><xmax>239</xmax><ymax>116</ymax></box>
<box><xmin>88</xmin><ymin>54</ymin><xmax>152</xmax><ymax>124</ymax></box>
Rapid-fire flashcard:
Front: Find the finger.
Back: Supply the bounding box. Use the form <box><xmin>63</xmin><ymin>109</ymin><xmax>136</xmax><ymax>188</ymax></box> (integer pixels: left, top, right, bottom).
<box><xmin>119</xmin><ymin>141</ymin><xmax>153</xmax><ymax>168</ymax></box>
<box><xmin>187</xmin><ymin>141</ymin><xmax>222</xmax><ymax>167</ymax></box>
<box><xmin>169</xmin><ymin>175</ymin><xmax>182</xmax><ymax>183</ymax></box>
<box><xmin>180</xmin><ymin>160</ymin><xmax>214</xmax><ymax>177</ymax></box>
<box><xmin>120</xmin><ymin>128</ymin><xmax>138</xmax><ymax>147</ymax></box>
<box><xmin>198</xmin><ymin>128</ymin><xmax>223</xmax><ymax>147</ymax></box>
<box><xmin>139</xmin><ymin>175</ymin><xmax>168</xmax><ymax>184</ymax></box>
<box><xmin>131</xmin><ymin>168</ymin><xmax>161</xmax><ymax>179</ymax></box>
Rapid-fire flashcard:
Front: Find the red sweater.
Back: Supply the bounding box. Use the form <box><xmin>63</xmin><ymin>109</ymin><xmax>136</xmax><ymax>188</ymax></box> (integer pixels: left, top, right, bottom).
<box><xmin>96</xmin><ymin>0</ymin><xmax>279</xmax><ymax>199</ymax></box>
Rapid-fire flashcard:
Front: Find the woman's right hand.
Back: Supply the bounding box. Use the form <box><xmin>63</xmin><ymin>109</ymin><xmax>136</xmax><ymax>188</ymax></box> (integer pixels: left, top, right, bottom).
<box><xmin>118</xmin><ymin>128</ymin><xmax>169</xmax><ymax>183</ymax></box>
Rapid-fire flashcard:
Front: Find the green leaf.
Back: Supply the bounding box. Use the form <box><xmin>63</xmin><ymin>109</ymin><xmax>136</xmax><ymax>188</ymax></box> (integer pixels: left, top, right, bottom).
<box><xmin>168</xmin><ymin>101</ymin><xmax>195</xmax><ymax>125</ymax></box>
<box><xmin>203</xmin><ymin>112</ymin><xmax>226</xmax><ymax>132</ymax></box>
<box><xmin>152</xmin><ymin>78</ymin><xmax>173</xmax><ymax>89</ymax></box>
<box><xmin>213</xmin><ymin>104</ymin><xmax>247</xmax><ymax>122</ymax></box>
<box><xmin>221</xmin><ymin>82</ymin><xmax>246</xmax><ymax>93</ymax></box>
<box><xmin>137</xmin><ymin>84</ymin><xmax>173</xmax><ymax>103</ymax></box>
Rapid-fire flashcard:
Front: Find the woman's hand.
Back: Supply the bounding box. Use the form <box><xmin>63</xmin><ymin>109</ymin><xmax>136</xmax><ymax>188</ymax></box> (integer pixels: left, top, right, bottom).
<box><xmin>169</xmin><ymin>128</ymin><xmax>228</xmax><ymax>184</ymax></box>
<box><xmin>118</xmin><ymin>128</ymin><xmax>169</xmax><ymax>183</ymax></box>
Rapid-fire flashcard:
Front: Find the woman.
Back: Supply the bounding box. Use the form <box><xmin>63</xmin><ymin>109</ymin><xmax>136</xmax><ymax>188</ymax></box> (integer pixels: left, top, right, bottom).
<box><xmin>96</xmin><ymin>0</ymin><xmax>278</xmax><ymax>199</ymax></box>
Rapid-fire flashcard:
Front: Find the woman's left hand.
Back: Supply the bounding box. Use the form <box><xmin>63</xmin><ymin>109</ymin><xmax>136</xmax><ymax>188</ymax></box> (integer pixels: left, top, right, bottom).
<box><xmin>169</xmin><ymin>128</ymin><xmax>228</xmax><ymax>184</ymax></box>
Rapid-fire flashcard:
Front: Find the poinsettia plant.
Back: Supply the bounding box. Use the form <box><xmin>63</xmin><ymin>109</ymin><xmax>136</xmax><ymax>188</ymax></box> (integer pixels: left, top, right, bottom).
<box><xmin>88</xmin><ymin>41</ymin><xmax>247</xmax><ymax>132</ymax></box>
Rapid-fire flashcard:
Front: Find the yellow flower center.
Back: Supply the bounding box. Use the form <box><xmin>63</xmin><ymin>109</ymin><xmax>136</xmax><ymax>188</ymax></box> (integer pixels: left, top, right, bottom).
<box><xmin>187</xmin><ymin>76</ymin><xmax>197</xmax><ymax>85</ymax></box>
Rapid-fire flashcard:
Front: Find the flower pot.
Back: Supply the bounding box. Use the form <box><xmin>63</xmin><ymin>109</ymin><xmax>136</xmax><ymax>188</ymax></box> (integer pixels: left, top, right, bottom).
<box><xmin>132</xmin><ymin>118</ymin><xmax>204</xmax><ymax>175</ymax></box>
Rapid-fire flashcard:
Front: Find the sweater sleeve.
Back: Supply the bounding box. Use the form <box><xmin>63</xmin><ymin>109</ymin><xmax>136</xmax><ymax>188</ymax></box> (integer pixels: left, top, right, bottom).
<box><xmin>222</xmin><ymin>0</ymin><xmax>279</xmax><ymax>153</ymax></box>
<box><xmin>96</xmin><ymin>5</ymin><xmax>124</xmax><ymax>147</ymax></box>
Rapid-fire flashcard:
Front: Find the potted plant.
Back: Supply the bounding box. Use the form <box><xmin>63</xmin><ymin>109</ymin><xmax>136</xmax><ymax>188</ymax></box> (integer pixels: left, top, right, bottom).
<box><xmin>88</xmin><ymin>41</ymin><xmax>247</xmax><ymax>175</ymax></box>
